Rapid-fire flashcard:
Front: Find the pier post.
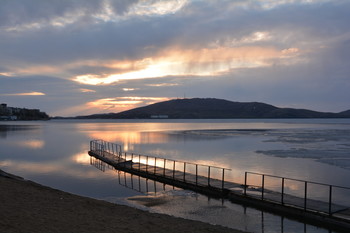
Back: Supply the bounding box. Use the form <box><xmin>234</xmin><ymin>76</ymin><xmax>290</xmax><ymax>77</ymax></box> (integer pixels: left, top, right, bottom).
<box><xmin>163</xmin><ymin>159</ymin><xmax>166</xmax><ymax>177</ymax></box>
<box><xmin>281</xmin><ymin>178</ymin><xmax>285</xmax><ymax>204</ymax></box>
<box><xmin>183</xmin><ymin>162</ymin><xmax>186</xmax><ymax>182</ymax></box>
<box><xmin>139</xmin><ymin>154</ymin><xmax>141</xmax><ymax>171</ymax></box>
<box><xmin>304</xmin><ymin>181</ymin><xmax>308</xmax><ymax>210</ymax></box>
<box><xmin>244</xmin><ymin>172</ymin><xmax>247</xmax><ymax>195</ymax></box>
<box><xmin>262</xmin><ymin>175</ymin><xmax>265</xmax><ymax>200</ymax></box>
<box><xmin>222</xmin><ymin>168</ymin><xmax>225</xmax><ymax>190</ymax></box>
<box><xmin>221</xmin><ymin>168</ymin><xmax>225</xmax><ymax>190</ymax></box>
<box><xmin>154</xmin><ymin>157</ymin><xmax>157</xmax><ymax>174</ymax></box>
<box><xmin>173</xmin><ymin>161</ymin><xmax>175</xmax><ymax>179</ymax></box>
<box><xmin>196</xmin><ymin>164</ymin><xmax>198</xmax><ymax>185</ymax></box>
<box><xmin>329</xmin><ymin>185</ymin><xmax>333</xmax><ymax>215</ymax></box>
<box><xmin>146</xmin><ymin>156</ymin><xmax>149</xmax><ymax>173</ymax></box>
<box><xmin>208</xmin><ymin>166</ymin><xmax>211</xmax><ymax>186</ymax></box>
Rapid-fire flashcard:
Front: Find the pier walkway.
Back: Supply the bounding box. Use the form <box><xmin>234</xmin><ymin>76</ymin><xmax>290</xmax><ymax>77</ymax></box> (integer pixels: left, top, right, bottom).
<box><xmin>88</xmin><ymin>140</ymin><xmax>350</xmax><ymax>231</ymax></box>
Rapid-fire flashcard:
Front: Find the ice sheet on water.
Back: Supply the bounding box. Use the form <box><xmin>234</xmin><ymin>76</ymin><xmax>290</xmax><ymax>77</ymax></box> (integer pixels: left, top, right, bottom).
<box><xmin>256</xmin><ymin>129</ymin><xmax>350</xmax><ymax>170</ymax></box>
<box><xmin>181</xmin><ymin>129</ymin><xmax>271</xmax><ymax>137</ymax></box>
<box><xmin>181</xmin><ymin>128</ymin><xmax>350</xmax><ymax>170</ymax></box>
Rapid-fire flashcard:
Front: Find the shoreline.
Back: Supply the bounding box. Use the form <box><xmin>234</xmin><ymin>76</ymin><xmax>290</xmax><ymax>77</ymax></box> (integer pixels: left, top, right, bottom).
<box><xmin>0</xmin><ymin>169</ymin><xmax>246</xmax><ymax>233</ymax></box>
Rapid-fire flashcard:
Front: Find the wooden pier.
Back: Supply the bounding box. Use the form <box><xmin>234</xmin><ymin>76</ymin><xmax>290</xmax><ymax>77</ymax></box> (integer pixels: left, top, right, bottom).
<box><xmin>88</xmin><ymin>140</ymin><xmax>350</xmax><ymax>231</ymax></box>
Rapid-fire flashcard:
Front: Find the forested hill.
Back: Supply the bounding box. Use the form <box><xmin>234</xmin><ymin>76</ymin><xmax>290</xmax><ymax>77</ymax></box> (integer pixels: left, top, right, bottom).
<box><xmin>75</xmin><ymin>98</ymin><xmax>350</xmax><ymax>119</ymax></box>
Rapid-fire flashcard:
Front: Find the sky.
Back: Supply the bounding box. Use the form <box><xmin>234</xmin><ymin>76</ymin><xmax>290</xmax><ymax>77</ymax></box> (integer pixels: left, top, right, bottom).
<box><xmin>0</xmin><ymin>0</ymin><xmax>349</xmax><ymax>117</ymax></box>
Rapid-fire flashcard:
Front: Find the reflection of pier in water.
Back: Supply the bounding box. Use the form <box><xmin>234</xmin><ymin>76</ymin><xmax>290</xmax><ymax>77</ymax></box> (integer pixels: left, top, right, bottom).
<box><xmin>88</xmin><ymin>140</ymin><xmax>350</xmax><ymax>231</ymax></box>
<box><xmin>90</xmin><ymin>156</ymin><xmax>341</xmax><ymax>233</ymax></box>
<box><xmin>91</xmin><ymin>156</ymin><xmax>172</xmax><ymax>195</ymax></box>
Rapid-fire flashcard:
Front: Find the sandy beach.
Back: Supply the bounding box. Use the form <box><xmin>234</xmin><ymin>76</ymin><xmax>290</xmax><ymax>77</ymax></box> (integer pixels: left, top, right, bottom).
<box><xmin>0</xmin><ymin>170</ymin><xmax>246</xmax><ymax>233</ymax></box>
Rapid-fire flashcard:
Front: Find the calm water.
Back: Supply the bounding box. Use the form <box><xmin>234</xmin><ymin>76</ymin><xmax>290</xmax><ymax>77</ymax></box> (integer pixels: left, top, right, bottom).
<box><xmin>1</xmin><ymin>119</ymin><xmax>350</xmax><ymax>233</ymax></box>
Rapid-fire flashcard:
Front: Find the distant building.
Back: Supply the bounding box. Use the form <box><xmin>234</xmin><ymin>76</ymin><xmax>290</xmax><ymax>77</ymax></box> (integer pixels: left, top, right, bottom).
<box><xmin>150</xmin><ymin>115</ymin><xmax>169</xmax><ymax>119</ymax></box>
<box><xmin>0</xmin><ymin>115</ymin><xmax>17</xmax><ymax>121</ymax></box>
<box><xmin>0</xmin><ymin>103</ymin><xmax>49</xmax><ymax>120</ymax></box>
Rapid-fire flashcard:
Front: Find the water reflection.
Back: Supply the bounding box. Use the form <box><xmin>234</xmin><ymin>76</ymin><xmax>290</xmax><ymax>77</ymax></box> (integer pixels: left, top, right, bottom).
<box><xmin>90</xmin><ymin>157</ymin><xmax>339</xmax><ymax>233</ymax></box>
<box><xmin>1</xmin><ymin>119</ymin><xmax>350</xmax><ymax>233</ymax></box>
<box><xmin>73</xmin><ymin>152</ymin><xmax>93</xmax><ymax>165</ymax></box>
<box><xmin>88</xmin><ymin>131</ymin><xmax>225</xmax><ymax>152</ymax></box>
<box><xmin>15</xmin><ymin>139</ymin><xmax>45</xmax><ymax>149</ymax></box>
<box><xmin>0</xmin><ymin>124</ymin><xmax>40</xmax><ymax>138</ymax></box>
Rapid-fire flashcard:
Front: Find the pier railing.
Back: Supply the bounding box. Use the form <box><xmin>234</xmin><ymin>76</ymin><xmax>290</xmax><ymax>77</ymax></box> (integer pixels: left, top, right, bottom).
<box><xmin>90</xmin><ymin>139</ymin><xmax>122</xmax><ymax>157</ymax></box>
<box><xmin>90</xmin><ymin>139</ymin><xmax>232</xmax><ymax>190</ymax></box>
<box><xmin>244</xmin><ymin>172</ymin><xmax>350</xmax><ymax>215</ymax></box>
<box><xmin>89</xmin><ymin>140</ymin><xmax>350</xmax><ymax>219</ymax></box>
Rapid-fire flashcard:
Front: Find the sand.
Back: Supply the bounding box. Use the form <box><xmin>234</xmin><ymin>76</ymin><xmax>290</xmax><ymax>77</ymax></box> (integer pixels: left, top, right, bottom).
<box><xmin>0</xmin><ymin>170</ymin><xmax>247</xmax><ymax>233</ymax></box>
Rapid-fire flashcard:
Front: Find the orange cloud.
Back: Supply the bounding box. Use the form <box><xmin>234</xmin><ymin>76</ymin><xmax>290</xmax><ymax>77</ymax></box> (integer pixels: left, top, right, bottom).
<box><xmin>73</xmin><ymin>45</ymin><xmax>297</xmax><ymax>85</ymax></box>
<box><xmin>1</xmin><ymin>92</ymin><xmax>45</xmax><ymax>96</ymax></box>
<box><xmin>122</xmin><ymin>88</ymin><xmax>139</xmax><ymax>91</ymax></box>
<box><xmin>79</xmin><ymin>88</ymin><xmax>96</xmax><ymax>93</ymax></box>
<box><xmin>86</xmin><ymin>96</ymin><xmax>170</xmax><ymax>112</ymax></box>
<box><xmin>146</xmin><ymin>83</ymin><xmax>179</xmax><ymax>87</ymax></box>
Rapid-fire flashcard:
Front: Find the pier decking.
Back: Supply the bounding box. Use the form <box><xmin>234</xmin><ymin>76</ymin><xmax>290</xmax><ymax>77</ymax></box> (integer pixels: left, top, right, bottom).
<box><xmin>88</xmin><ymin>139</ymin><xmax>350</xmax><ymax>231</ymax></box>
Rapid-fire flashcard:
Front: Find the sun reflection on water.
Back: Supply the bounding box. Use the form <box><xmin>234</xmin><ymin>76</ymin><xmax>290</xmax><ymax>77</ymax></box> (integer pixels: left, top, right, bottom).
<box><xmin>15</xmin><ymin>140</ymin><xmax>45</xmax><ymax>149</ymax></box>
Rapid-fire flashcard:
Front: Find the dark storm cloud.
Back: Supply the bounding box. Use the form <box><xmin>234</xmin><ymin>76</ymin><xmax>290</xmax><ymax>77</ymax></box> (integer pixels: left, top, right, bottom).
<box><xmin>0</xmin><ymin>0</ymin><xmax>140</xmax><ymax>27</ymax></box>
<box><xmin>1</xmin><ymin>0</ymin><xmax>349</xmax><ymax>66</ymax></box>
<box><xmin>0</xmin><ymin>7</ymin><xmax>183</xmax><ymax>66</ymax></box>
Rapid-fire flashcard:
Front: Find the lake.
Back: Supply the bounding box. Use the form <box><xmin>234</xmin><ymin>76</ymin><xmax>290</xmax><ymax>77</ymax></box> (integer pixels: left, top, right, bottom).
<box><xmin>1</xmin><ymin>119</ymin><xmax>350</xmax><ymax>233</ymax></box>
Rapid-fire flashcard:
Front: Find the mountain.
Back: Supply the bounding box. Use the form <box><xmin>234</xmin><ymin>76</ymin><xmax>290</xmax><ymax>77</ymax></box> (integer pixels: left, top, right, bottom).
<box><xmin>339</xmin><ymin>109</ymin><xmax>350</xmax><ymax>117</ymax></box>
<box><xmin>75</xmin><ymin>98</ymin><xmax>349</xmax><ymax>119</ymax></box>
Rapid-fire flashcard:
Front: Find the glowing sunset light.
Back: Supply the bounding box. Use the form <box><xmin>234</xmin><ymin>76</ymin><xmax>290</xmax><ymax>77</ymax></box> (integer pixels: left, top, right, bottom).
<box><xmin>79</xmin><ymin>88</ymin><xmax>96</xmax><ymax>93</ymax></box>
<box><xmin>72</xmin><ymin>152</ymin><xmax>91</xmax><ymax>165</ymax></box>
<box><xmin>15</xmin><ymin>140</ymin><xmax>45</xmax><ymax>149</ymax></box>
<box><xmin>146</xmin><ymin>83</ymin><xmax>179</xmax><ymax>87</ymax></box>
<box><xmin>74</xmin><ymin>46</ymin><xmax>290</xmax><ymax>85</ymax></box>
<box><xmin>50</xmin><ymin>96</ymin><xmax>170</xmax><ymax>117</ymax></box>
<box><xmin>0</xmin><ymin>72</ymin><xmax>14</xmax><ymax>77</ymax></box>
<box><xmin>86</xmin><ymin>96</ymin><xmax>170</xmax><ymax>112</ymax></box>
<box><xmin>123</xmin><ymin>88</ymin><xmax>138</xmax><ymax>91</ymax></box>
<box><xmin>1</xmin><ymin>92</ymin><xmax>46</xmax><ymax>96</ymax></box>
<box><xmin>88</xmin><ymin>98</ymin><xmax>143</xmax><ymax>107</ymax></box>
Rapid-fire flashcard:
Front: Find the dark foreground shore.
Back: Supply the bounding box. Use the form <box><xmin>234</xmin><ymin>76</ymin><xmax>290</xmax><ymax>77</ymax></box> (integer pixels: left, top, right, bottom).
<box><xmin>0</xmin><ymin>170</ymin><xmax>246</xmax><ymax>233</ymax></box>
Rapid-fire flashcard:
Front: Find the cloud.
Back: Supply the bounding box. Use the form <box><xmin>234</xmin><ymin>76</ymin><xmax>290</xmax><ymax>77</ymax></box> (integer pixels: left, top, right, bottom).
<box><xmin>0</xmin><ymin>0</ymin><xmax>187</xmax><ymax>32</ymax></box>
<box><xmin>79</xmin><ymin>88</ymin><xmax>96</xmax><ymax>93</ymax></box>
<box><xmin>72</xmin><ymin>46</ymin><xmax>299</xmax><ymax>85</ymax></box>
<box><xmin>0</xmin><ymin>0</ymin><xmax>350</xmax><ymax>115</ymax></box>
<box><xmin>1</xmin><ymin>91</ymin><xmax>46</xmax><ymax>96</ymax></box>
<box><xmin>146</xmin><ymin>83</ymin><xmax>179</xmax><ymax>87</ymax></box>
<box><xmin>122</xmin><ymin>88</ymin><xmax>139</xmax><ymax>91</ymax></box>
<box><xmin>86</xmin><ymin>96</ymin><xmax>170</xmax><ymax>112</ymax></box>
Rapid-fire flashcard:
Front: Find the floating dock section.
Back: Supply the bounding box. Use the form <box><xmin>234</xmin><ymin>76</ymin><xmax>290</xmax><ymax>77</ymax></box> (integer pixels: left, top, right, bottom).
<box><xmin>88</xmin><ymin>139</ymin><xmax>350</xmax><ymax>231</ymax></box>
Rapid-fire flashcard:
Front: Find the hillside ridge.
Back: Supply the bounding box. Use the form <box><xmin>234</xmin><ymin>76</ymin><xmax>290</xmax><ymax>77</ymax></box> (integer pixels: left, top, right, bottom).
<box><xmin>75</xmin><ymin>98</ymin><xmax>350</xmax><ymax>119</ymax></box>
